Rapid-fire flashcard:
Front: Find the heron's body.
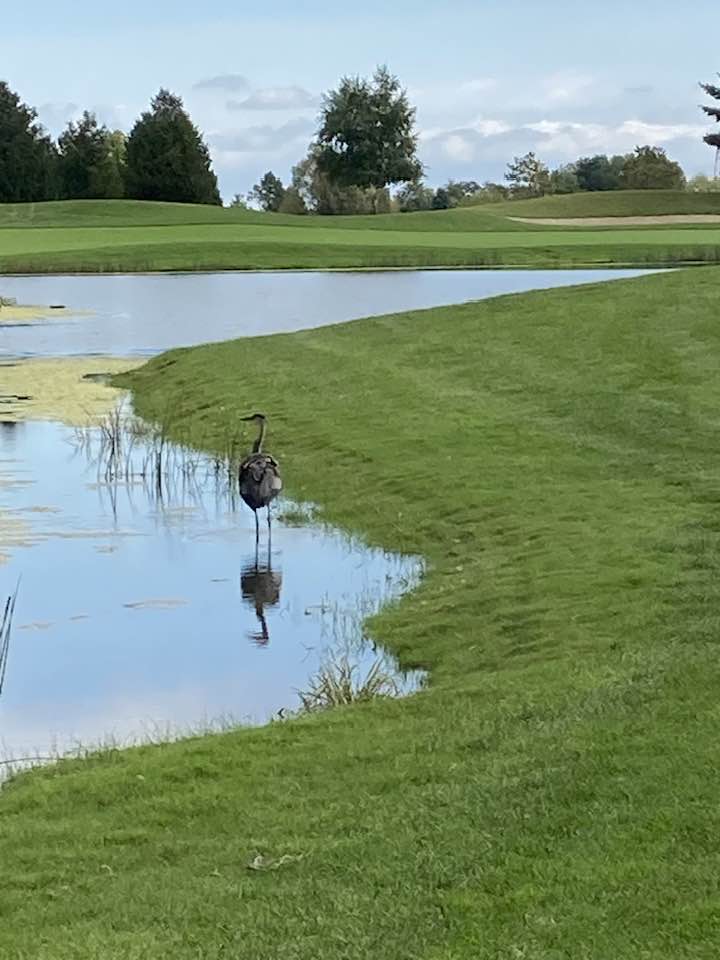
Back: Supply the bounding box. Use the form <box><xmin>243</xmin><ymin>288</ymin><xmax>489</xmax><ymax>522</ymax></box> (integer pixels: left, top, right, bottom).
<box><xmin>238</xmin><ymin>451</ymin><xmax>282</xmax><ymax>512</ymax></box>
<box><xmin>238</xmin><ymin>413</ymin><xmax>281</xmax><ymax>541</ymax></box>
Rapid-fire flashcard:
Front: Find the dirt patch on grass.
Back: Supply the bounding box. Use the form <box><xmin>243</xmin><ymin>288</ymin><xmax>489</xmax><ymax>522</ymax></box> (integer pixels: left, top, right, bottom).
<box><xmin>0</xmin><ymin>357</ymin><xmax>144</xmax><ymax>424</ymax></box>
<box><xmin>510</xmin><ymin>214</ymin><xmax>720</xmax><ymax>226</ymax></box>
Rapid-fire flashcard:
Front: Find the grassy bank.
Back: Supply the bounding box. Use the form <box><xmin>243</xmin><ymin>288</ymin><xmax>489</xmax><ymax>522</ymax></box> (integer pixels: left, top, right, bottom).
<box><xmin>2</xmin><ymin>268</ymin><xmax>720</xmax><ymax>957</ymax></box>
<box><xmin>2</xmin><ymin>195</ymin><xmax>720</xmax><ymax>272</ymax></box>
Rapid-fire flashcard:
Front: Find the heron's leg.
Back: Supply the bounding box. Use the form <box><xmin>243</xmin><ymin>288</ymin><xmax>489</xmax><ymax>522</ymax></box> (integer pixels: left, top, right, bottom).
<box><xmin>254</xmin><ymin>509</ymin><xmax>259</xmax><ymax>546</ymax></box>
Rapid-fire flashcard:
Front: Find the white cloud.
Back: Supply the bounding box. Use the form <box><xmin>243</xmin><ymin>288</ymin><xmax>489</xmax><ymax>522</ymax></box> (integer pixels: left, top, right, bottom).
<box><xmin>458</xmin><ymin>78</ymin><xmax>498</xmax><ymax>96</ymax></box>
<box><xmin>420</xmin><ymin>115</ymin><xmax>708</xmax><ymax>170</ymax></box>
<box><xmin>37</xmin><ymin>101</ymin><xmax>79</xmax><ymax>134</ymax></box>
<box><xmin>542</xmin><ymin>71</ymin><xmax>594</xmax><ymax>104</ymax></box>
<box><xmin>616</xmin><ymin>120</ymin><xmax>706</xmax><ymax>141</ymax></box>
<box><xmin>210</xmin><ymin>117</ymin><xmax>314</xmax><ymax>155</ymax></box>
<box><xmin>441</xmin><ymin>134</ymin><xmax>476</xmax><ymax>162</ymax></box>
<box><xmin>226</xmin><ymin>86</ymin><xmax>319</xmax><ymax>111</ymax></box>
<box><xmin>420</xmin><ymin>118</ymin><xmax>513</xmax><ymax>162</ymax></box>
<box><xmin>193</xmin><ymin>74</ymin><xmax>249</xmax><ymax>93</ymax></box>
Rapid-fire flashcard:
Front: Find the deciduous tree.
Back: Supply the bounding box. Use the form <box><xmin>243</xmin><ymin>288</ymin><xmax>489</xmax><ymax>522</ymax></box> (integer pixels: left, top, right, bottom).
<box><xmin>619</xmin><ymin>146</ymin><xmax>686</xmax><ymax>190</ymax></box>
<box><xmin>315</xmin><ymin>65</ymin><xmax>422</xmax><ymax>194</ymax></box>
<box><xmin>549</xmin><ymin>164</ymin><xmax>580</xmax><ymax>194</ymax></box>
<box><xmin>248</xmin><ymin>171</ymin><xmax>285</xmax><ymax>212</ymax></box>
<box><xmin>504</xmin><ymin>152</ymin><xmax>550</xmax><ymax>197</ymax></box>
<box><xmin>396</xmin><ymin>180</ymin><xmax>434</xmax><ymax>212</ymax></box>
<box><xmin>574</xmin><ymin>154</ymin><xmax>625</xmax><ymax>191</ymax></box>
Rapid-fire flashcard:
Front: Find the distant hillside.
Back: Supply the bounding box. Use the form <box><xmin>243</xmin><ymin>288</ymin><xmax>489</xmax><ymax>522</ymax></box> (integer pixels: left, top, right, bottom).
<box><xmin>494</xmin><ymin>190</ymin><xmax>720</xmax><ymax>218</ymax></box>
<box><xmin>0</xmin><ymin>199</ymin><xmax>527</xmax><ymax>233</ymax></box>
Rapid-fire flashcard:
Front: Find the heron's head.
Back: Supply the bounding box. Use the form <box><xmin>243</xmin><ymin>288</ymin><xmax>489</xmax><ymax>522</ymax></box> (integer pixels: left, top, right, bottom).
<box><xmin>240</xmin><ymin>412</ymin><xmax>267</xmax><ymax>423</ymax></box>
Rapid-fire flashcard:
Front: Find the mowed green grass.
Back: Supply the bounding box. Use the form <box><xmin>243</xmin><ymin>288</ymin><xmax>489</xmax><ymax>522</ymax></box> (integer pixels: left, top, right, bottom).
<box><xmin>3</xmin><ymin>268</ymin><xmax>720</xmax><ymax>958</ymax></box>
<box><xmin>1</xmin><ymin>193</ymin><xmax>720</xmax><ymax>272</ymax></box>
<box><xmin>494</xmin><ymin>188</ymin><xmax>720</xmax><ymax>218</ymax></box>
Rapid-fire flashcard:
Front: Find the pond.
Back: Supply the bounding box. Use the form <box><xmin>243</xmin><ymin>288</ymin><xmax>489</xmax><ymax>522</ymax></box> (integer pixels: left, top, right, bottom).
<box><xmin>0</xmin><ymin>417</ymin><xmax>422</xmax><ymax>759</ymax></box>
<box><xmin>0</xmin><ymin>267</ymin><xmax>657</xmax><ymax>760</ymax></box>
<box><xmin>0</xmin><ymin>268</ymin><xmax>656</xmax><ymax>358</ymax></box>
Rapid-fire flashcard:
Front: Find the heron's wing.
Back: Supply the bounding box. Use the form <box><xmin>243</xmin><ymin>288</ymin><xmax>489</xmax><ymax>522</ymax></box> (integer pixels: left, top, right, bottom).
<box><xmin>240</xmin><ymin>453</ymin><xmax>282</xmax><ymax>489</ymax></box>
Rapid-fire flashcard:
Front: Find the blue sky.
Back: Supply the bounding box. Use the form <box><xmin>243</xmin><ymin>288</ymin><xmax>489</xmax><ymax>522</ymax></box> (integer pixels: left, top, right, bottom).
<box><xmin>4</xmin><ymin>0</ymin><xmax>718</xmax><ymax>199</ymax></box>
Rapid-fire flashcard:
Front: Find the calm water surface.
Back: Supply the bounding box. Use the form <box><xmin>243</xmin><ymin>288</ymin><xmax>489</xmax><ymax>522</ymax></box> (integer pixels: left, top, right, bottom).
<box><xmin>0</xmin><ymin>268</ymin><xmax>656</xmax><ymax>358</ymax></box>
<box><xmin>0</xmin><ymin>419</ymin><xmax>421</xmax><ymax>757</ymax></box>
<box><xmin>0</xmin><ymin>268</ymin><xmax>657</xmax><ymax>757</ymax></box>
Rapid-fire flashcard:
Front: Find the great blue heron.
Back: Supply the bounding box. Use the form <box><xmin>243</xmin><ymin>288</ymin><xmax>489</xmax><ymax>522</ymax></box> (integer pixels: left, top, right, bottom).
<box><xmin>238</xmin><ymin>413</ymin><xmax>282</xmax><ymax>543</ymax></box>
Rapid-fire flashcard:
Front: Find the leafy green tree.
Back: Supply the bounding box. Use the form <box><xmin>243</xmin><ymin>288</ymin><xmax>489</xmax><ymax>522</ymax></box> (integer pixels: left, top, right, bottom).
<box><xmin>107</xmin><ymin>130</ymin><xmax>127</xmax><ymax>193</ymax></box>
<box><xmin>619</xmin><ymin>146</ymin><xmax>685</xmax><ymax>190</ymax></box>
<box><xmin>471</xmin><ymin>181</ymin><xmax>509</xmax><ymax>203</ymax></box>
<box><xmin>396</xmin><ymin>180</ymin><xmax>434</xmax><ymax>212</ymax></box>
<box><xmin>575</xmin><ymin>154</ymin><xmax>626</xmax><ymax>191</ymax></box>
<box><xmin>248</xmin><ymin>171</ymin><xmax>286</xmax><ymax>212</ymax></box>
<box><xmin>277</xmin><ymin>186</ymin><xmax>307</xmax><ymax>214</ymax></box>
<box><xmin>315</xmin><ymin>65</ymin><xmax>422</xmax><ymax>193</ymax></box>
<box><xmin>431</xmin><ymin>187</ymin><xmax>450</xmax><ymax>209</ymax></box>
<box><xmin>687</xmin><ymin>173</ymin><xmax>720</xmax><ymax>192</ymax></box>
<box><xmin>228</xmin><ymin>193</ymin><xmax>248</xmax><ymax>209</ymax></box>
<box><xmin>125</xmin><ymin>89</ymin><xmax>220</xmax><ymax>205</ymax></box>
<box><xmin>0</xmin><ymin>81</ymin><xmax>57</xmax><ymax>202</ymax></box>
<box><xmin>549</xmin><ymin>164</ymin><xmax>580</xmax><ymax>194</ymax></box>
<box><xmin>700</xmin><ymin>75</ymin><xmax>720</xmax><ymax>169</ymax></box>
<box><xmin>504</xmin><ymin>152</ymin><xmax>550</xmax><ymax>197</ymax></box>
<box><xmin>290</xmin><ymin>149</ymin><xmax>389</xmax><ymax>214</ymax></box>
<box><xmin>57</xmin><ymin>112</ymin><xmax>124</xmax><ymax>199</ymax></box>
<box><xmin>444</xmin><ymin>179</ymin><xmax>481</xmax><ymax>206</ymax></box>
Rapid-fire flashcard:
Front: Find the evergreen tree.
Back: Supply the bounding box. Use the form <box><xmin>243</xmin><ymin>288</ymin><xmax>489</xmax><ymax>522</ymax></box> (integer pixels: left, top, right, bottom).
<box><xmin>125</xmin><ymin>89</ymin><xmax>220</xmax><ymax>205</ymax></box>
<box><xmin>0</xmin><ymin>81</ymin><xmax>57</xmax><ymax>202</ymax></box>
<box><xmin>700</xmin><ymin>75</ymin><xmax>720</xmax><ymax>169</ymax></box>
<box><xmin>57</xmin><ymin>112</ymin><xmax>125</xmax><ymax>199</ymax></box>
<box><xmin>315</xmin><ymin>65</ymin><xmax>422</xmax><ymax>192</ymax></box>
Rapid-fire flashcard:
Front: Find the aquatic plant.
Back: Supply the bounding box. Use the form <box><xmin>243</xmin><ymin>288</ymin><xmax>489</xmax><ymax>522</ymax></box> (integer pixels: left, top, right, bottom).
<box><xmin>296</xmin><ymin>652</ymin><xmax>400</xmax><ymax>712</ymax></box>
<box><xmin>0</xmin><ymin>581</ymin><xmax>19</xmax><ymax>698</ymax></box>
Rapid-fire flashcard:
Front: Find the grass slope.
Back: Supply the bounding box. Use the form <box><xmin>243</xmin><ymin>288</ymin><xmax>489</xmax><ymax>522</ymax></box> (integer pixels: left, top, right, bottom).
<box><xmin>1</xmin><ymin>195</ymin><xmax>720</xmax><ymax>272</ymax></box>
<box><xmin>494</xmin><ymin>189</ymin><xmax>720</xmax><ymax>218</ymax></box>
<box><xmin>2</xmin><ymin>268</ymin><xmax>720</xmax><ymax>958</ymax></box>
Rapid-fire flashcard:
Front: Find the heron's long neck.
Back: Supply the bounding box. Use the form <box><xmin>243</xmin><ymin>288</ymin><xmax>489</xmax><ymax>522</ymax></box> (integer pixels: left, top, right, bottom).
<box><xmin>252</xmin><ymin>420</ymin><xmax>266</xmax><ymax>453</ymax></box>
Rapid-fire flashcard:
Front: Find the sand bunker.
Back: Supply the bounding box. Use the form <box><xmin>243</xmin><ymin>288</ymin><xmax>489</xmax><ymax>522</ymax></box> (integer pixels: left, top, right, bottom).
<box><xmin>0</xmin><ymin>356</ymin><xmax>143</xmax><ymax>424</ymax></box>
<box><xmin>510</xmin><ymin>214</ymin><xmax>720</xmax><ymax>226</ymax></box>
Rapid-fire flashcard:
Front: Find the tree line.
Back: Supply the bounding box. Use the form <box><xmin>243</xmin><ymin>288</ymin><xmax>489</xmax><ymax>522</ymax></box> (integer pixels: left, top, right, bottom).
<box><xmin>246</xmin><ymin>67</ymin><xmax>720</xmax><ymax>214</ymax></box>
<box><xmin>2</xmin><ymin>67</ymin><xmax>719</xmax><ymax>211</ymax></box>
<box><xmin>0</xmin><ymin>83</ymin><xmax>220</xmax><ymax>204</ymax></box>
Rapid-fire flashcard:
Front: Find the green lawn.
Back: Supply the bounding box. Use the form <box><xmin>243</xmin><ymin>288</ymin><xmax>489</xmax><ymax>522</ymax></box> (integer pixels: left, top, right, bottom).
<box><xmin>2</xmin><ymin>268</ymin><xmax>720</xmax><ymax>957</ymax></box>
<box><xmin>1</xmin><ymin>194</ymin><xmax>720</xmax><ymax>272</ymax></box>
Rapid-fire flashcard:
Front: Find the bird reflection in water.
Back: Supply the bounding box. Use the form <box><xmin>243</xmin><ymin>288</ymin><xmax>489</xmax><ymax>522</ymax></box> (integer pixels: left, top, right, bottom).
<box><xmin>240</xmin><ymin>547</ymin><xmax>282</xmax><ymax>646</ymax></box>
